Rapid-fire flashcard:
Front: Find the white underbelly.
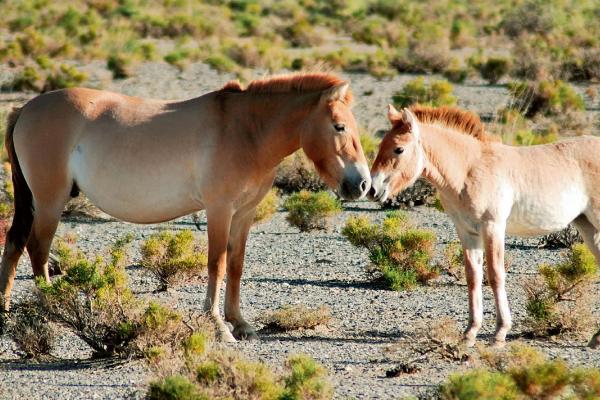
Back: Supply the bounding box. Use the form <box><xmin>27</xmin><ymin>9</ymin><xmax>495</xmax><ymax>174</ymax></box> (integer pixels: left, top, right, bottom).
<box><xmin>506</xmin><ymin>187</ymin><xmax>588</xmax><ymax>236</ymax></box>
<box><xmin>69</xmin><ymin>142</ymin><xmax>204</xmax><ymax>223</ymax></box>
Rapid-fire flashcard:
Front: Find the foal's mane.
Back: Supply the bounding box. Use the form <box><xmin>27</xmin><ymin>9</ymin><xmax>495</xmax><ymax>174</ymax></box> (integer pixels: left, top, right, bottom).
<box><xmin>401</xmin><ymin>105</ymin><xmax>490</xmax><ymax>142</ymax></box>
<box><xmin>220</xmin><ymin>72</ymin><xmax>353</xmax><ymax>103</ymax></box>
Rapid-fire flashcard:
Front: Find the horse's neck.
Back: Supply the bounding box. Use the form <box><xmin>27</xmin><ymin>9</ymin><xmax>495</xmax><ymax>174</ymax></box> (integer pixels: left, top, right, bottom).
<box><xmin>243</xmin><ymin>93</ymin><xmax>315</xmax><ymax>169</ymax></box>
<box><xmin>420</xmin><ymin>124</ymin><xmax>483</xmax><ymax>196</ymax></box>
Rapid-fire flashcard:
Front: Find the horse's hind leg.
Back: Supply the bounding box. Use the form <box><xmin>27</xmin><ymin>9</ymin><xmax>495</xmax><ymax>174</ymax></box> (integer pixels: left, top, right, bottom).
<box><xmin>26</xmin><ymin>204</ymin><xmax>65</xmax><ymax>283</ymax></box>
<box><xmin>572</xmin><ymin>215</ymin><xmax>600</xmax><ymax>348</ymax></box>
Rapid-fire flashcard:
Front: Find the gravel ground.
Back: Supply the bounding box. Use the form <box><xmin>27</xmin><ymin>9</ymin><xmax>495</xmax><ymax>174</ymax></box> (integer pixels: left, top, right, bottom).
<box><xmin>0</xmin><ymin>63</ymin><xmax>599</xmax><ymax>399</ymax></box>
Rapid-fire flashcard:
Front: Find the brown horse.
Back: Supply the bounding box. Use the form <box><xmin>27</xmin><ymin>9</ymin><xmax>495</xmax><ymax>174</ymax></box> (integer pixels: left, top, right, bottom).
<box><xmin>370</xmin><ymin>104</ymin><xmax>600</xmax><ymax>348</ymax></box>
<box><xmin>0</xmin><ymin>73</ymin><xmax>371</xmax><ymax>342</ymax></box>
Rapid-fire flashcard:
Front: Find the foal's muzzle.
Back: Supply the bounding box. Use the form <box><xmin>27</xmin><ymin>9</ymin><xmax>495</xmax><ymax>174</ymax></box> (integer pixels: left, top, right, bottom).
<box><xmin>338</xmin><ymin>163</ymin><xmax>371</xmax><ymax>200</ymax></box>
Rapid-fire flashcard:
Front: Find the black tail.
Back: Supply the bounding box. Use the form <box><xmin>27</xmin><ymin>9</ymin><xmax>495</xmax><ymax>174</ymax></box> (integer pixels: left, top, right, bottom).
<box><xmin>4</xmin><ymin>107</ymin><xmax>33</xmax><ymax>252</ymax></box>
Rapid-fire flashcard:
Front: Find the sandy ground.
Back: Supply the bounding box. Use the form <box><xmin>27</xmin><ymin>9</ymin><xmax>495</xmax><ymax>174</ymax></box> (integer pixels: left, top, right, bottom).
<box><xmin>0</xmin><ymin>62</ymin><xmax>599</xmax><ymax>399</ymax></box>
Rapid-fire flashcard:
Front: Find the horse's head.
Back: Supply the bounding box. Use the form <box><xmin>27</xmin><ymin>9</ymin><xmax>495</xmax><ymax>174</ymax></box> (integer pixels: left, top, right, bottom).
<box><xmin>301</xmin><ymin>82</ymin><xmax>370</xmax><ymax>200</ymax></box>
<box><xmin>369</xmin><ymin>105</ymin><xmax>424</xmax><ymax>203</ymax></box>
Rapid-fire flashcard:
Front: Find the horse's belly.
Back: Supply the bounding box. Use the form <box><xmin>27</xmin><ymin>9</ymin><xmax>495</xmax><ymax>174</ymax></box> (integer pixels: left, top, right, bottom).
<box><xmin>69</xmin><ymin>143</ymin><xmax>203</xmax><ymax>223</ymax></box>
<box><xmin>506</xmin><ymin>187</ymin><xmax>587</xmax><ymax>237</ymax></box>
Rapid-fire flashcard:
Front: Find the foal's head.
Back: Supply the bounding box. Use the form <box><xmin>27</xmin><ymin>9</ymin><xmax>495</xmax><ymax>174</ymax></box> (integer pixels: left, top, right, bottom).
<box><xmin>301</xmin><ymin>82</ymin><xmax>371</xmax><ymax>200</ymax></box>
<box><xmin>369</xmin><ymin>105</ymin><xmax>424</xmax><ymax>203</ymax></box>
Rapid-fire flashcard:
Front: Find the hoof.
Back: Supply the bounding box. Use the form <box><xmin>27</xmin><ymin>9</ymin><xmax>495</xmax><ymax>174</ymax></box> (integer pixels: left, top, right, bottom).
<box><xmin>233</xmin><ymin>324</ymin><xmax>259</xmax><ymax>341</ymax></box>
<box><xmin>588</xmin><ymin>335</ymin><xmax>600</xmax><ymax>349</ymax></box>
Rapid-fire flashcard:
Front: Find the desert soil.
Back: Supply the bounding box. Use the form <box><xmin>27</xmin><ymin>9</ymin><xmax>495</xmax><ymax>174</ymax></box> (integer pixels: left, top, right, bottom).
<box><xmin>0</xmin><ymin>62</ymin><xmax>599</xmax><ymax>400</ymax></box>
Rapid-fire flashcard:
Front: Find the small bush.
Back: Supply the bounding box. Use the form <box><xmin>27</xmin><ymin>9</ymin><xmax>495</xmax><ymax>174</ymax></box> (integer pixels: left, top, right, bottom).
<box><xmin>141</xmin><ymin>230</ymin><xmax>208</xmax><ymax>291</ymax></box>
<box><xmin>107</xmin><ymin>53</ymin><xmax>133</xmax><ymax>79</ymax></box>
<box><xmin>7</xmin><ymin>298</ymin><xmax>55</xmax><ymax>359</ymax></box>
<box><xmin>442</xmin><ymin>344</ymin><xmax>598</xmax><ymax>399</ymax></box>
<box><xmin>275</xmin><ymin>151</ymin><xmax>327</xmax><ymax>194</ymax></box>
<box><xmin>147</xmin><ymin>375</ymin><xmax>204</xmax><ymax>400</ymax></box>
<box><xmin>523</xmin><ymin>244</ymin><xmax>597</xmax><ymax>337</ymax></box>
<box><xmin>282</xmin><ymin>354</ymin><xmax>333</xmax><ymax>400</ymax></box>
<box><xmin>343</xmin><ymin>212</ymin><xmax>438</xmax><ymax>290</ymax></box>
<box><xmin>259</xmin><ymin>305</ymin><xmax>331</xmax><ymax>332</ymax></box>
<box><xmin>508</xmin><ymin>80</ymin><xmax>584</xmax><ymax>118</ymax></box>
<box><xmin>477</xmin><ymin>57</ymin><xmax>511</xmax><ymax>85</ymax></box>
<box><xmin>382</xmin><ymin>178</ymin><xmax>437</xmax><ymax>208</ymax></box>
<box><xmin>392</xmin><ymin>77</ymin><xmax>456</xmax><ymax>108</ymax></box>
<box><xmin>254</xmin><ymin>189</ymin><xmax>279</xmax><ymax>224</ymax></box>
<box><xmin>538</xmin><ymin>225</ymin><xmax>583</xmax><ymax>249</ymax></box>
<box><xmin>359</xmin><ymin>133</ymin><xmax>379</xmax><ymax>163</ymax></box>
<box><xmin>441</xmin><ymin>241</ymin><xmax>464</xmax><ymax>282</ymax></box>
<box><xmin>283</xmin><ymin>191</ymin><xmax>341</xmax><ymax>232</ymax></box>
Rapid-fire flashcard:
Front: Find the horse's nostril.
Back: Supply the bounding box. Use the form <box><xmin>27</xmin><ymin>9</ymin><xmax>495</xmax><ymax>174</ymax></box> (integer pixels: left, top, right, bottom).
<box><xmin>360</xmin><ymin>180</ymin><xmax>368</xmax><ymax>192</ymax></box>
<box><xmin>369</xmin><ymin>187</ymin><xmax>377</xmax><ymax>198</ymax></box>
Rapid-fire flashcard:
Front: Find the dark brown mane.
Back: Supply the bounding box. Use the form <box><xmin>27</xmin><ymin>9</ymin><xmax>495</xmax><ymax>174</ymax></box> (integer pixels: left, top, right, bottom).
<box><xmin>400</xmin><ymin>105</ymin><xmax>490</xmax><ymax>141</ymax></box>
<box><xmin>220</xmin><ymin>72</ymin><xmax>352</xmax><ymax>103</ymax></box>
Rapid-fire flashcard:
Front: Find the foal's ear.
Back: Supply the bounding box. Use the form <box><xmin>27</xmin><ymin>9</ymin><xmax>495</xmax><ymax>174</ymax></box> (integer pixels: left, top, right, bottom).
<box><xmin>402</xmin><ymin>108</ymin><xmax>420</xmax><ymax>138</ymax></box>
<box><xmin>387</xmin><ymin>104</ymin><xmax>401</xmax><ymax>122</ymax></box>
<box><xmin>321</xmin><ymin>82</ymin><xmax>350</xmax><ymax>104</ymax></box>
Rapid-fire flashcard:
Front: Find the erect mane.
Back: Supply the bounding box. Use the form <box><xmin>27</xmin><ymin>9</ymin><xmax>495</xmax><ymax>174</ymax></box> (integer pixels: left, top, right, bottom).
<box><xmin>220</xmin><ymin>72</ymin><xmax>352</xmax><ymax>103</ymax></box>
<box><xmin>405</xmin><ymin>105</ymin><xmax>489</xmax><ymax>141</ymax></box>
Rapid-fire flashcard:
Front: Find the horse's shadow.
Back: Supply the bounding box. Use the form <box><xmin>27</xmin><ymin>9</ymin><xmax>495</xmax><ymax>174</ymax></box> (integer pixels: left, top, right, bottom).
<box><xmin>0</xmin><ymin>356</ymin><xmax>130</xmax><ymax>372</ymax></box>
<box><xmin>250</xmin><ymin>276</ymin><xmax>387</xmax><ymax>291</ymax></box>
<box><xmin>257</xmin><ymin>327</ymin><xmax>407</xmax><ymax>345</ymax></box>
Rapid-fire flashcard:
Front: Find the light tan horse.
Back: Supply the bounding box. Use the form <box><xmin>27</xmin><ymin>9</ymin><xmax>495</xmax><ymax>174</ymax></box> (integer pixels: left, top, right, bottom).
<box><xmin>370</xmin><ymin>104</ymin><xmax>600</xmax><ymax>348</ymax></box>
<box><xmin>0</xmin><ymin>73</ymin><xmax>371</xmax><ymax>342</ymax></box>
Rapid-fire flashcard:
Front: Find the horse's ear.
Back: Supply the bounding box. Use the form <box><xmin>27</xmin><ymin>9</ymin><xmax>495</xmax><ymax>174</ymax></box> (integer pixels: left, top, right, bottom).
<box><xmin>402</xmin><ymin>108</ymin><xmax>420</xmax><ymax>139</ymax></box>
<box><xmin>387</xmin><ymin>104</ymin><xmax>401</xmax><ymax>122</ymax></box>
<box><xmin>321</xmin><ymin>82</ymin><xmax>350</xmax><ymax>104</ymax></box>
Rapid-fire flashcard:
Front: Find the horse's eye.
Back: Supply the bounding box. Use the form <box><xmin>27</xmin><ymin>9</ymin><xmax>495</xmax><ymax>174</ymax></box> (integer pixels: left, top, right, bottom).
<box><xmin>334</xmin><ymin>123</ymin><xmax>346</xmax><ymax>132</ymax></box>
<box><xmin>394</xmin><ymin>147</ymin><xmax>404</xmax><ymax>155</ymax></box>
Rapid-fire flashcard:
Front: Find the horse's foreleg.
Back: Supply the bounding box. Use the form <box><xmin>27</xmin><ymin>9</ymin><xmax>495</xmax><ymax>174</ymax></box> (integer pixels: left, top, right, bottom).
<box><xmin>483</xmin><ymin>222</ymin><xmax>511</xmax><ymax>347</ymax></box>
<box><xmin>573</xmin><ymin>215</ymin><xmax>600</xmax><ymax>348</ymax></box>
<box><xmin>458</xmin><ymin>229</ymin><xmax>484</xmax><ymax>347</ymax></box>
<box><xmin>224</xmin><ymin>208</ymin><xmax>256</xmax><ymax>340</ymax></box>
<box><xmin>203</xmin><ymin>204</ymin><xmax>235</xmax><ymax>342</ymax></box>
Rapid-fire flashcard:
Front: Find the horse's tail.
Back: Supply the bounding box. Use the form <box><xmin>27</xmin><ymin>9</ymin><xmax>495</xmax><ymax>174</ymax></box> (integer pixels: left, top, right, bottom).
<box><xmin>4</xmin><ymin>107</ymin><xmax>33</xmax><ymax>252</ymax></box>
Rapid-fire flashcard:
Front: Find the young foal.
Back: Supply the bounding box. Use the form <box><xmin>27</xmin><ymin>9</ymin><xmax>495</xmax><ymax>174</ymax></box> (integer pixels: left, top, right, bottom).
<box><xmin>0</xmin><ymin>73</ymin><xmax>371</xmax><ymax>342</ymax></box>
<box><xmin>370</xmin><ymin>104</ymin><xmax>600</xmax><ymax>348</ymax></box>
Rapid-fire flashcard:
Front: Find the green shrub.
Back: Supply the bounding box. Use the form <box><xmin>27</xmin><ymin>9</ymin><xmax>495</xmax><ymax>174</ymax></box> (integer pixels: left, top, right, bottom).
<box><xmin>140</xmin><ymin>230</ymin><xmax>208</xmax><ymax>291</ymax></box>
<box><xmin>283</xmin><ymin>191</ymin><xmax>341</xmax><ymax>232</ymax></box>
<box><xmin>204</xmin><ymin>54</ymin><xmax>237</xmax><ymax>73</ymax></box>
<box><xmin>147</xmin><ymin>375</ymin><xmax>205</xmax><ymax>400</ymax></box>
<box><xmin>259</xmin><ymin>305</ymin><xmax>331</xmax><ymax>332</ymax></box>
<box><xmin>281</xmin><ymin>354</ymin><xmax>333</xmax><ymax>400</ymax></box>
<box><xmin>107</xmin><ymin>53</ymin><xmax>133</xmax><ymax>78</ymax></box>
<box><xmin>254</xmin><ymin>188</ymin><xmax>279</xmax><ymax>224</ymax></box>
<box><xmin>359</xmin><ymin>133</ymin><xmax>380</xmax><ymax>164</ymax></box>
<box><xmin>343</xmin><ymin>212</ymin><xmax>438</xmax><ymax>290</ymax></box>
<box><xmin>442</xmin><ymin>344</ymin><xmax>595</xmax><ymax>400</ymax></box>
<box><xmin>508</xmin><ymin>80</ymin><xmax>585</xmax><ymax>118</ymax></box>
<box><xmin>523</xmin><ymin>244</ymin><xmax>598</xmax><ymax>337</ymax></box>
<box><xmin>392</xmin><ymin>77</ymin><xmax>457</xmax><ymax>108</ymax></box>
<box><xmin>275</xmin><ymin>151</ymin><xmax>327</xmax><ymax>193</ymax></box>
<box><xmin>477</xmin><ymin>57</ymin><xmax>511</xmax><ymax>84</ymax></box>
<box><xmin>440</xmin><ymin>241</ymin><xmax>464</xmax><ymax>282</ymax></box>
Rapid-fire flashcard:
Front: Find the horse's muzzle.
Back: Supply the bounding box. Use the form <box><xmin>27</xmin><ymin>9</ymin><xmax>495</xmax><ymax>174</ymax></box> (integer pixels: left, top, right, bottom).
<box><xmin>339</xmin><ymin>163</ymin><xmax>371</xmax><ymax>200</ymax></box>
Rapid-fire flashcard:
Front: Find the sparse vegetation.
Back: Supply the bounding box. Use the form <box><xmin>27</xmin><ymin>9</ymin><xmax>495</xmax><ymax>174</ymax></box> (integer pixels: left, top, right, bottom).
<box><xmin>343</xmin><ymin>212</ymin><xmax>438</xmax><ymax>290</ymax></box>
<box><xmin>476</xmin><ymin>57</ymin><xmax>511</xmax><ymax>85</ymax></box>
<box><xmin>523</xmin><ymin>244</ymin><xmax>598</xmax><ymax>338</ymax></box>
<box><xmin>508</xmin><ymin>80</ymin><xmax>584</xmax><ymax>118</ymax></box>
<box><xmin>440</xmin><ymin>344</ymin><xmax>600</xmax><ymax>399</ymax></box>
<box><xmin>538</xmin><ymin>225</ymin><xmax>583</xmax><ymax>249</ymax></box>
<box><xmin>6</xmin><ymin>298</ymin><xmax>55</xmax><ymax>360</ymax></box>
<box><xmin>441</xmin><ymin>241</ymin><xmax>464</xmax><ymax>282</ymax></box>
<box><xmin>283</xmin><ymin>191</ymin><xmax>341</xmax><ymax>232</ymax></box>
<box><xmin>259</xmin><ymin>305</ymin><xmax>331</xmax><ymax>332</ymax></box>
<box><xmin>254</xmin><ymin>189</ymin><xmax>279</xmax><ymax>224</ymax></box>
<box><xmin>140</xmin><ymin>230</ymin><xmax>208</xmax><ymax>291</ymax></box>
<box><xmin>392</xmin><ymin>77</ymin><xmax>457</xmax><ymax>108</ymax></box>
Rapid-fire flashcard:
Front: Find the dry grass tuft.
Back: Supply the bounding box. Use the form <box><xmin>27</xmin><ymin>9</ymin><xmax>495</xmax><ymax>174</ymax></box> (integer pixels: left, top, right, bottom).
<box><xmin>259</xmin><ymin>305</ymin><xmax>331</xmax><ymax>332</ymax></box>
<box><xmin>141</xmin><ymin>230</ymin><xmax>208</xmax><ymax>291</ymax></box>
<box><xmin>6</xmin><ymin>298</ymin><xmax>55</xmax><ymax>360</ymax></box>
<box><xmin>254</xmin><ymin>188</ymin><xmax>279</xmax><ymax>224</ymax></box>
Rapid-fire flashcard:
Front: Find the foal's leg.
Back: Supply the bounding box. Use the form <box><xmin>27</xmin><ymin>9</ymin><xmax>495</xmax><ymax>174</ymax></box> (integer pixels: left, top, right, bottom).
<box><xmin>457</xmin><ymin>229</ymin><xmax>484</xmax><ymax>347</ymax></box>
<box><xmin>224</xmin><ymin>208</ymin><xmax>257</xmax><ymax>340</ymax></box>
<box><xmin>482</xmin><ymin>221</ymin><xmax>511</xmax><ymax>347</ymax></box>
<box><xmin>203</xmin><ymin>204</ymin><xmax>235</xmax><ymax>342</ymax></box>
<box><xmin>572</xmin><ymin>215</ymin><xmax>600</xmax><ymax>348</ymax></box>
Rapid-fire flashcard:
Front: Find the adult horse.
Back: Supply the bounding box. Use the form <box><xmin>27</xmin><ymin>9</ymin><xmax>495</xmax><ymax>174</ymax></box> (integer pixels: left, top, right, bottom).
<box><xmin>0</xmin><ymin>73</ymin><xmax>371</xmax><ymax>342</ymax></box>
<box><xmin>370</xmin><ymin>104</ymin><xmax>600</xmax><ymax>348</ymax></box>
